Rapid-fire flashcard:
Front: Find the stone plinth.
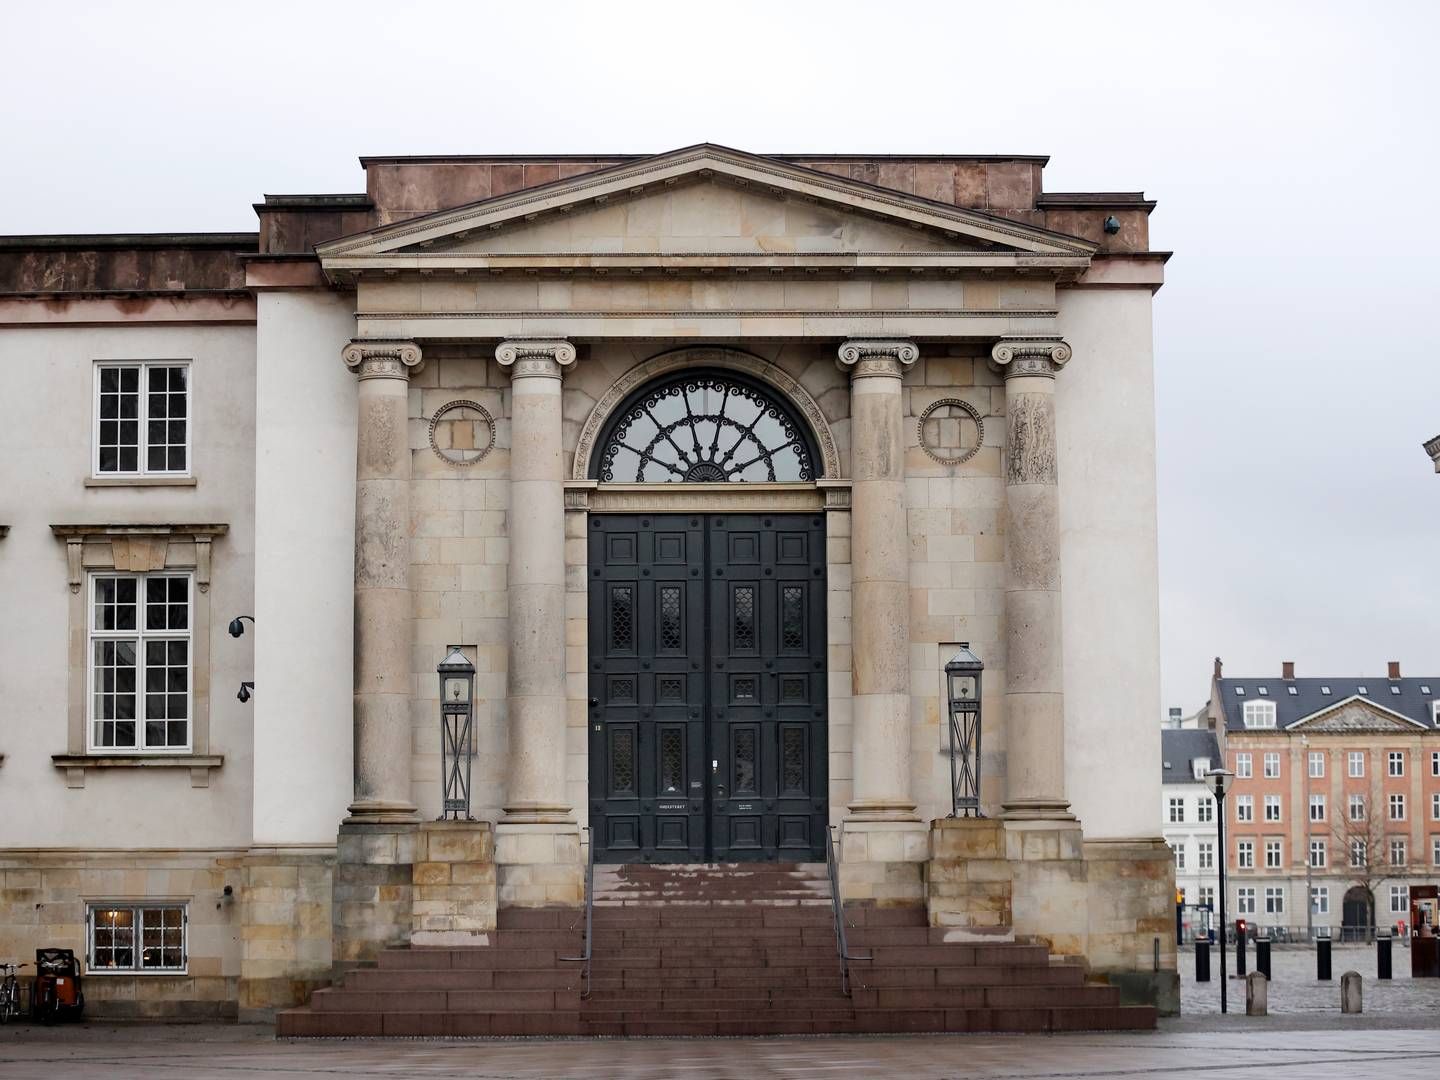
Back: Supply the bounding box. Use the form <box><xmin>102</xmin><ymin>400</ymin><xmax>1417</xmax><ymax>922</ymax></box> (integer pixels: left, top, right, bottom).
<box><xmin>411</xmin><ymin>821</ymin><xmax>497</xmax><ymax>946</ymax></box>
<box><xmin>238</xmin><ymin>848</ymin><xmax>334</xmax><ymax>1022</ymax></box>
<box><xmin>494</xmin><ymin>822</ymin><xmax>583</xmax><ymax>907</ymax></box>
<box><xmin>1083</xmin><ymin>837</ymin><xmax>1179</xmax><ymax>1014</ymax></box>
<box><xmin>838</xmin><ymin>819</ymin><xmax>928</xmax><ymax>907</ymax></box>
<box><xmin>925</xmin><ymin>818</ymin><xmax>1013</xmax><ymax>939</ymax></box>
<box><xmin>1004</xmin><ymin>819</ymin><xmax>1088</xmax><ymax>958</ymax></box>
<box><xmin>332</xmin><ymin>822</ymin><xmax>417</xmax><ymax>975</ymax></box>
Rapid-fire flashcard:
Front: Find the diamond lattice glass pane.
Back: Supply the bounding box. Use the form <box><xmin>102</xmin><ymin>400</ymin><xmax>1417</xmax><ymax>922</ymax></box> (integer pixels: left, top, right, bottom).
<box><xmin>610</xmin><ymin>587</ymin><xmax>634</xmax><ymax>650</ymax></box>
<box><xmin>597</xmin><ymin>374</ymin><xmax>815</xmax><ymax>483</ymax></box>
<box><xmin>782</xmin><ymin>728</ymin><xmax>806</xmax><ymax>793</ymax></box>
<box><xmin>734</xmin><ymin>728</ymin><xmax>757</xmax><ymax>793</ymax></box>
<box><xmin>733</xmin><ymin>586</ymin><xmax>755</xmax><ymax>651</ymax></box>
<box><xmin>781</xmin><ymin>586</ymin><xmax>803</xmax><ymax>650</ymax></box>
<box><xmin>660</xmin><ymin>729</ymin><xmax>683</xmax><ymax>793</ymax></box>
<box><xmin>659</xmin><ymin>586</ymin><xmax>682</xmax><ymax>650</ymax></box>
<box><xmin>658</xmin><ymin>677</ymin><xmax>684</xmax><ymax>703</ymax></box>
<box><xmin>611</xmin><ymin>729</ymin><xmax>636</xmax><ymax>795</ymax></box>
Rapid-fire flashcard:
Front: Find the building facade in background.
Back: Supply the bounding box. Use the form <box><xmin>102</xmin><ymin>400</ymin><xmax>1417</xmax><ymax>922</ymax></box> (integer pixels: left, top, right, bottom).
<box><xmin>1160</xmin><ymin>727</ymin><xmax>1220</xmax><ymax>921</ymax></box>
<box><xmin>1207</xmin><ymin>659</ymin><xmax>1440</xmax><ymax>938</ymax></box>
<box><xmin>0</xmin><ymin>144</ymin><xmax>1175</xmax><ymax>1020</ymax></box>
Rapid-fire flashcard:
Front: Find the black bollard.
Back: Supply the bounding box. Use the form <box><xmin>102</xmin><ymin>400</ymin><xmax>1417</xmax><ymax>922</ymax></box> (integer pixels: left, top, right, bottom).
<box><xmin>1196</xmin><ymin>940</ymin><xmax>1211</xmax><ymax>982</ymax></box>
<box><xmin>1236</xmin><ymin>926</ymin><xmax>1248</xmax><ymax>976</ymax></box>
<box><xmin>1378</xmin><ymin>931</ymin><xmax>1392</xmax><ymax>980</ymax></box>
<box><xmin>1257</xmin><ymin>936</ymin><xmax>1271</xmax><ymax>980</ymax></box>
<box><xmin>1317</xmin><ymin>936</ymin><xmax>1332</xmax><ymax>981</ymax></box>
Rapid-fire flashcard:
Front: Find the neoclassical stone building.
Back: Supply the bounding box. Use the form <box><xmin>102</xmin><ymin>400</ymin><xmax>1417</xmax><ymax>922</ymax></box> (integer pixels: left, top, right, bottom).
<box><xmin>0</xmin><ymin>145</ymin><xmax>1175</xmax><ymax>1021</ymax></box>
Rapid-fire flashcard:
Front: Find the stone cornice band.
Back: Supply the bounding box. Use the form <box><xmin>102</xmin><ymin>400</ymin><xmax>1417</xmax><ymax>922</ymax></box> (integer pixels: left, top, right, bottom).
<box><xmin>836</xmin><ymin>339</ymin><xmax>919</xmax><ymax>379</ymax></box>
<box><xmin>989</xmin><ymin>337</ymin><xmax>1071</xmax><ymax>379</ymax></box>
<box><xmin>495</xmin><ymin>339</ymin><xmax>577</xmax><ymax>379</ymax></box>
<box><xmin>342</xmin><ymin>339</ymin><xmax>424</xmax><ymax>380</ymax></box>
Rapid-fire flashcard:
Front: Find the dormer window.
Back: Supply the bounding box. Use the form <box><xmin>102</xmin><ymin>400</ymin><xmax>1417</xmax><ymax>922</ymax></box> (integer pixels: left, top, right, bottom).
<box><xmin>1243</xmin><ymin>701</ymin><xmax>1277</xmax><ymax>729</ymax></box>
<box><xmin>1421</xmin><ymin>685</ymin><xmax>1432</xmax><ymax>695</ymax></box>
<box><xmin>1358</xmin><ymin>685</ymin><xmax>1368</xmax><ymax>694</ymax></box>
<box><xmin>1192</xmin><ymin>758</ymin><xmax>1211</xmax><ymax>780</ymax></box>
<box><xmin>1258</xmin><ymin>686</ymin><xmax>1269</xmax><ymax>696</ymax></box>
<box><xmin>1234</xmin><ymin>686</ymin><xmax>1245</xmax><ymax>696</ymax></box>
<box><xmin>1320</xmin><ymin>685</ymin><xmax>1331</xmax><ymax>694</ymax></box>
<box><xmin>1287</xmin><ymin>686</ymin><xmax>1298</xmax><ymax>695</ymax></box>
<box><xmin>1391</xmin><ymin>685</ymin><xmax>1401</xmax><ymax>695</ymax></box>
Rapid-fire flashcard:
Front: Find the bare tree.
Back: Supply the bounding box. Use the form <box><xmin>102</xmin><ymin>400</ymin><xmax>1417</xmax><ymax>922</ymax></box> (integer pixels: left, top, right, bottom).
<box><xmin>1328</xmin><ymin>798</ymin><xmax>1410</xmax><ymax>939</ymax></box>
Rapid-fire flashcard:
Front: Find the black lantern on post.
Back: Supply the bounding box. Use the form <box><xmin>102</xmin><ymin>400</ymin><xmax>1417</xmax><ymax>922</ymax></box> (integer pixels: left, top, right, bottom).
<box><xmin>437</xmin><ymin>648</ymin><xmax>476</xmax><ymax>821</ymax></box>
<box><xmin>945</xmin><ymin>643</ymin><xmax>984</xmax><ymax>818</ymax></box>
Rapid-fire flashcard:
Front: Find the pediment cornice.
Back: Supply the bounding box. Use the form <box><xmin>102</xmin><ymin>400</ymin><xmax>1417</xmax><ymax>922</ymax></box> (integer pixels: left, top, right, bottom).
<box><xmin>318</xmin><ymin>144</ymin><xmax>1096</xmax><ymax>274</ymax></box>
<box><xmin>1284</xmin><ymin>694</ymin><xmax>1430</xmax><ymax>732</ymax></box>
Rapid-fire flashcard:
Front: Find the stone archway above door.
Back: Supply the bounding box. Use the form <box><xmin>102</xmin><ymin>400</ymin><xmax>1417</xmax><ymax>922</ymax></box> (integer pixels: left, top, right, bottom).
<box><xmin>571</xmin><ymin>347</ymin><xmax>843</xmax><ymax>483</ymax></box>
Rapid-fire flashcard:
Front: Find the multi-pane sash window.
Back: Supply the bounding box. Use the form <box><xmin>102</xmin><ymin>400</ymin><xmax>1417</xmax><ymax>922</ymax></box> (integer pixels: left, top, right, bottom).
<box><xmin>1310</xmin><ymin>794</ymin><xmax>1326</xmax><ymax>821</ymax></box>
<box><xmin>1235</xmin><ymin>753</ymin><xmax>1252</xmax><ymax>779</ymax></box>
<box><xmin>1348</xmin><ymin>751</ymin><xmax>1364</xmax><ymax>777</ymax></box>
<box><xmin>1431</xmin><ymin>751</ymin><xmax>1439</xmax><ymax>778</ymax></box>
<box><xmin>1265</xmin><ymin>886</ymin><xmax>1285</xmax><ymax>915</ymax></box>
<box><xmin>1391</xmin><ymin>885</ymin><xmax>1409</xmax><ymax>914</ymax></box>
<box><xmin>1197</xmin><ymin>799</ymin><xmax>1213</xmax><ymax>823</ymax></box>
<box><xmin>1388</xmin><ymin>751</ymin><xmax>1405</xmax><ymax>777</ymax></box>
<box><xmin>1199</xmin><ymin>886</ymin><xmax>1216</xmax><ymax>909</ymax></box>
<box><xmin>1237</xmin><ymin>887</ymin><xmax>1256</xmax><ymax>914</ymax></box>
<box><xmin>1311</xmin><ymin>886</ymin><xmax>1329</xmax><ymax>915</ymax></box>
<box><xmin>1433</xmin><ymin>837</ymin><xmax>1440</xmax><ymax>866</ymax></box>
<box><xmin>1350</xmin><ymin>839</ymin><xmax>1367</xmax><ymax>868</ymax></box>
<box><xmin>1308</xmin><ymin>751</ymin><xmax>1325</xmax><ymax>778</ymax></box>
<box><xmin>1309</xmin><ymin>839</ymin><xmax>1327</xmax><ymax>868</ymax></box>
<box><xmin>1263</xmin><ymin>752</ymin><xmax>1280</xmax><ymax>778</ymax></box>
<box><xmin>1237</xmin><ymin>840</ymin><xmax>1254</xmax><ymax>869</ymax></box>
<box><xmin>1265</xmin><ymin>839</ymin><xmax>1282</xmax><ymax>868</ymax></box>
<box><xmin>1433</xmin><ymin>793</ymin><xmax>1440</xmax><ymax>821</ymax></box>
<box><xmin>94</xmin><ymin>362</ymin><xmax>189</xmax><ymax>475</ymax></box>
<box><xmin>89</xmin><ymin>573</ymin><xmax>191</xmax><ymax>751</ymax></box>
<box><xmin>1198</xmin><ymin>841</ymin><xmax>1214</xmax><ymax>870</ymax></box>
<box><xmin>1349</xmin><ymin>794</ymin><xmax>1366</xmax><ymax>821</ymax></box>
<box><xmin>1236</xmin><ymin>795</ymin><xmax>1254</xmax><ymax>822</ymax></box>
<box><xmin>1168</xmin><ymin>797</ymin><xmax>1185</xmax><ymax>823</ymax></box>
<box><xmin>1243</xmin><ymin>701</ymin><xmax>1276</xmax><ymax>728</ymax></box>
<box><xmin>88</xmin><ymin>904</ymin><xmax>186</xmax><ymax>972</ymax></box>
<box><xmin>1264</xmin><ymin>795</ymin><xmax>1281</xmax><ymax>822</ymax></box>
<box><xmin>1389</xmin><ymin>793</ymin><xmax>1406</xmax><ymax>821</ymax></box>
<box><xmin>1172</xmin><ymin>844</ymin><xmax>1185</xmax><ymax>871</ymax></box>
<box><xmin>1389</xmin><ymin>838</ymin><xmax>1407</xmax><ymax>866</ymax></box>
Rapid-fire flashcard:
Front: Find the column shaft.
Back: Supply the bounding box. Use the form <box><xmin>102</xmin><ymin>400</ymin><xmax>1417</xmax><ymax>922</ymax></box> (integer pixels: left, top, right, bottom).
<box><xmin>992</xmin><ymin>339</ymin><xmax>1072</xmax><ymax>819</ymax></box>
<box><xmin>497</xmin><ymin>341</ymin><xmax>576</xmax><ymax>823</ymax></box>
<box><xmin>343</xmin><ymin>340</ymin><xmax>423</xmax><ymax>822</ymax></box>
<box><xmin>838</xmin><ymin>341</ymin><xmax>918</xmax><ymax>821</ymax></box>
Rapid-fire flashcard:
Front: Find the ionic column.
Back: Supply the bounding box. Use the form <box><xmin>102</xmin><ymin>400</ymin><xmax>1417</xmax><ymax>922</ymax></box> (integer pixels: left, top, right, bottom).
<box><xmin>496</xmin><ymin>340</ymin><xmax>576</xmax><ymax>823</ymax></box>
<box><xmin>837</xmin><ymin>340</ymin><xmax>919</xmax><ymax>820</ymax></box>
<box><xmin>990</xmin><ymin>337</ymin><xmax>1073</xmax><ymax>819</ymax></box>
<box><xmin>342</xmin><ymin>339</ymin><xmax>424</xmax><ymax>822</ymax></box>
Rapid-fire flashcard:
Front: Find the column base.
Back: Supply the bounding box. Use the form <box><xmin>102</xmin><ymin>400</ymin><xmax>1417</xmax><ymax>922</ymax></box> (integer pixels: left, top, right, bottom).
<box><xmin>499</xmin><ymin>802</ymin><xmax>575</xmax><ymax>826</ymax></box>
<box><xmin>494</xmin><ymin>821</ymin><xmax>583</xmax><ymax>908</ymax></box>
<box><xmin>1000</xmin><ymin>797</ymin><xmax>1075</xmax><ymax>822</ymax></box>
<box><xmin>344</xmin><ymin>799</ymin><xmax>419</xmax><ymax>825</ymax></box>
<box><xmin>844</xmin><ymin>799</ymin><xmax>921</xmax><ymax>823</ymax></box>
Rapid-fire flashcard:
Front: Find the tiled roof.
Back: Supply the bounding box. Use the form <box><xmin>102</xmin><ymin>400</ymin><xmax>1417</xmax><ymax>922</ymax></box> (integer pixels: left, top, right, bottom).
<box><xmin>1161</xmin><ymin>729</ymin><xmax>1221</xmax><ymax>783</ymax></box>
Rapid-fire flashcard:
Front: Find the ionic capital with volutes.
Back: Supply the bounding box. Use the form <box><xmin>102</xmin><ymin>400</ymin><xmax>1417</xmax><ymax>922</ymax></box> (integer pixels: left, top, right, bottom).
<box><xmin>988</xmin><ymin>337</ymin><xmax>1071</xmax><ymax>380</ymax></box>
<box><xmin>836</xmin><ymin>340</ymin><xmax>919</xmax><ymax>380</ymax></box>
<box><xmin>341</xmin><ymin>339</ymin><xmax>424</xmax><ymax>380</ymax></box>
<box><xmin>496</xmin><ymin>339</ymin><xmax>577</xmax><ymax>380</ymax></box>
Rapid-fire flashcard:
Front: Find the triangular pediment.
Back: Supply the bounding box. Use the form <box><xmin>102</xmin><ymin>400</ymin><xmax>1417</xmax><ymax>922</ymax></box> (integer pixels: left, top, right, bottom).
<box><xmin>318</xmin><ymin>144</ymin><xmax>1095</xmax><ymax>268</ymax></box>
<box><xmin>1286</xmin><ymin>695</ymin><xmax>1429</xmax><ymax>733</ymax></box>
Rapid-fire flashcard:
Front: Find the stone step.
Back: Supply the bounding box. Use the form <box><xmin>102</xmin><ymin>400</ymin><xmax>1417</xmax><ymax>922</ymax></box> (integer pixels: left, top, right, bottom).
<box><xmin>854</xmin><ymin>964</ymin><xmax>1086</xmax><ymax>988</ymax></box>
<box><xmin>346</xmin><ymin>967</ymin><xmax>580</xmax><ymax>991</ymax></box>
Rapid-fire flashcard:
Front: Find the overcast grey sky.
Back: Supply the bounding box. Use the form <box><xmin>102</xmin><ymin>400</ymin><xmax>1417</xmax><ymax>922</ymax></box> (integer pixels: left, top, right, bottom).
<box><xmin>6</xmin><ymin>1</ymin><xmax>1437</xmax><ymax>711</ymax></box>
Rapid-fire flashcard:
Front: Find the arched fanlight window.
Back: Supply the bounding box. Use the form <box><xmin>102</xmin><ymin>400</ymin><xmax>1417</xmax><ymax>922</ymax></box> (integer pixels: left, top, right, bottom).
<box><xmin>595</xmin><ymin>371</ymin><xmax>817</xmax><ymax>483</ymax></box>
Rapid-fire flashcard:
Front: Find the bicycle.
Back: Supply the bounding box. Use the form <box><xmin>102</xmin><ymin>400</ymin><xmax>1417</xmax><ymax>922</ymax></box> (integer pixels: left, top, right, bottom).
<box><xmin>0</xmin><ymin>962</ymin><xmax>26</xmax><ymax>1023</ymax></box>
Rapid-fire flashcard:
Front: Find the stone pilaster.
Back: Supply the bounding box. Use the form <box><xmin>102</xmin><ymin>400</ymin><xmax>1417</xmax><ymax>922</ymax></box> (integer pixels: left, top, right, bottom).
<box><xmin>495</xmin><ymin>340</ymin><xmax>576</xmax><ymax>825</ymax></box>
<box><xmin>342</xmin><ymin>340</ymin><xmax>423</xmax><ymax>822</ymax></box>
<box><xmin>990</xmin><ymin>338</ymin><xmax>1073</xmax><ymax>821</ymax></box>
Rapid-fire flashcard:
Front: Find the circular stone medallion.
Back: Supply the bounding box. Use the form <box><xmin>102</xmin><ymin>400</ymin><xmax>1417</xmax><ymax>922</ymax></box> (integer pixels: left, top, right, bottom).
<box><xmin>428</xmin><ymin>400</ymin><xmax>496</xmax><ymax>466</ymax></box>
<box><xmin>917</xmin><ymin>398</ymin><xmax>984</xmax><ymax>465</ymax></box>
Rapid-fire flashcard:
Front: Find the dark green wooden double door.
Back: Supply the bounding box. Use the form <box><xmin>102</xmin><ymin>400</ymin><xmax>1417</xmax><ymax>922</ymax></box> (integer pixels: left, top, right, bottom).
<box><xmin>588</xmin><ymin>514</ymin><xmax>828</xmax><ymax>863</ymax></box>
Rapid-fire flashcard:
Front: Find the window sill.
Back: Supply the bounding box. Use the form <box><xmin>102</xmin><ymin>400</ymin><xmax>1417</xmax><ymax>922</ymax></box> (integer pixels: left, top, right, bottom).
<box><xmin>83</xmin><ymin>968</ymin><xmax>190</xmax><ymax>978</ymax></box>
<box><xmin>52</xmin><ymin>753</ymin><xmax>222</xmax><ymax>789</ymax></box>
<box><xmin>85</xmin><ymin>476</ymin><xmax>197</xmax><ymax>488</ymax></box>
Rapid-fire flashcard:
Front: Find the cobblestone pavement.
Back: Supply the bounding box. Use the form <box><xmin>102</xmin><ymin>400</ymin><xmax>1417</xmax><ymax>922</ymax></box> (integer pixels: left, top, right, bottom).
<box><xmin>1178</xmin><ymin>942</ymin><xmax>1440</xmax><ymax>1014</ymax></box>
<box><xmin>0</xmin><ymin>1022</ymin><xmax>1436</xmax><ymax>1080</ymax></box>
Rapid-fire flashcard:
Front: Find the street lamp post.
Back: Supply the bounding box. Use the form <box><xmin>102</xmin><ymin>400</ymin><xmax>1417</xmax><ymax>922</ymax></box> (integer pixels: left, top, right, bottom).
<box><xmin>1206</xmin><ymin>768</ymin><xmax>1236</xmax><ymax>1014</ymax></box>
<box><xmin>1301</xmin><ymin>734</ymin><xmax>1314</xmax><ymax>941</ymax></box>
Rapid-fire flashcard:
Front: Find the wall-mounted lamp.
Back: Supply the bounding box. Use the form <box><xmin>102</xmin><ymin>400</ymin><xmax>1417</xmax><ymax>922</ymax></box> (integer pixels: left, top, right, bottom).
<box><xmin>237</xmin><ymin>682</ymin><xmax>254</xmax><ymax>704</ymax></box>
<box><xmin>227</xmin><ymin>615</ymin><xmax>255</xmax><ymax>639</ymax></box>
<box><xmin>1103</xmin><ymin>215</ymin><xmax>1121</xmax><ymax>235</ymax></box>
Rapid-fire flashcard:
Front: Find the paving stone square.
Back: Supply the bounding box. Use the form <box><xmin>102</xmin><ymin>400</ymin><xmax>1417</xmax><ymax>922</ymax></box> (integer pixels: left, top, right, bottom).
<box><xmin>1178</xmin><ymin>942</ymin><xmax>1440</xmax><ymax>1014</ymax></box>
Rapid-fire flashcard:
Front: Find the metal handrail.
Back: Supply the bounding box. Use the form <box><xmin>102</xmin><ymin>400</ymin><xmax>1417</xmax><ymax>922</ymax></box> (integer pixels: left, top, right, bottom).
<box><xmin>825</xmin><ymin>825</ymin><xmax>870</xmax><ymax>996</ymax></box>
<box><xmin>559</xmin><ymin>826</ymin><xmax>595</xmax><ymax>999</ymax></box>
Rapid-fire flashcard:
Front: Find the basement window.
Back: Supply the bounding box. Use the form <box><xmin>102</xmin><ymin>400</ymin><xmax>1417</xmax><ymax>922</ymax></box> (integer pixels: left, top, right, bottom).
<box><xmin>87</xmin><ymin>903</ymin><xmax>187</xmax><ymax>973</ymax></box>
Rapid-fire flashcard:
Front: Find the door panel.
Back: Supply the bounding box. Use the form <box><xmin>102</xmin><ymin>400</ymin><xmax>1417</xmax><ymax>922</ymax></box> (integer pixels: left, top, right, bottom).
<box><xmin>589</xmin><ymin>513</ymin><xmax>826</xmax><ymax>863</ymax></box>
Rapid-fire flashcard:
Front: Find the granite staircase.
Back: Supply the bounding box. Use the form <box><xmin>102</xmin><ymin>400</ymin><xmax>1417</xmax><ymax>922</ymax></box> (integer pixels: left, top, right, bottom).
<box><xmin>277</xmin><ymin>863</ymin><xmax>1155</xmax><ymax>1036</ymax></box>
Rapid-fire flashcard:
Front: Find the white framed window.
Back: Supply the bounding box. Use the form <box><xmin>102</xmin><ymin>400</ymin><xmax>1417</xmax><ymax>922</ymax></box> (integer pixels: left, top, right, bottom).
<box><xmin>1191</xmin><ymin>758</ymin><xmax>1211</xmax><ymax>780</ymax></box>
<box><xmin>1243</xmin><ymin>701</ymin><xmax>1276</xmax><ymax>729</ymax></box>
<box><xmin>87</xmin><ymin>903</ymin><xmax>187</xmax><ymax>973</ymax></box>
<box><xmin>1388</xmin><ymin>751</ymin><xmax>1405</xmax><ymax>777</ymax></box>
<box><xmin>1432</xmin><ymin>793</ymin><xmax>1440</xmax><ymax>821</ymax></box>
<box><xmin>1309</xmin><ymin>838</ymin><xmax>1327</xmax><ymax>868</ymax></box>
<box><xmin>93</xmin><ymin>361</ymin><xmax>191</xmax><ymax>476</ymax></box>
<box><xmin>1265</xmin><ymin>839</ymin><xmax>1282</xmax><ymax>868</ymax></box>
<box><xmin>1198</xmin><ymin>841</ymin><xmax>1214</xmax><ymax>870</ymax></box>
<box><xmin>1199</xmin><ymin>886</ymin><xmax>1216</xmax><ymax>909</ymax></box>
<box><xmin>1237</xmin><ymin>887</ymin><xmax>1256</xmax><ymax>914</ymax></box>
<box><xmin>1263</xmin><ymin>752</ymin><xmax>1280</xmax><ymax>778</ymax></box>
<box><xmin>1390</xmin><ymin>885</ymin><xmax>1409</xmax><ymax>914</ymax></box>
<box><xmin>1389</xmin><ymin>793</ymin><xmax>1406</xmax><ymax>821</ymax></box>
<box><xmin>1431</xmin><ymin>750</ymin><xmax>1439</xmax><ymax>777</ymax></box>
<box><xmin>1350</xmin><ymin>794</ymin><xmax>1366</xmax><ymax>821</ymax></box>
<box><xmin>1197</xmin><ymin>799</ymin><xmax>1214</xmax><ymax>823</ymax></box>
<box><xmin>1389</xmin><ymin>838</ymin><xmax>1407</xmax><ymax>866</ymax></box>
<box><xmin>1265</xmin><ymin>886</ymin><xmax>1285</xmax><ymax>915</ymax></box>
<box><xmin>1173</xmin><ymin>844</ymin><xmax>1186</xmax><ymax>871</ymax></box>
<box><xmin>1350</xmin><ymin>838</ymin><xmax>1367</xmax><ymax>868</ymax></box>
<box><xmin>1432</xmin><ymin>837</ymin><xmax>1440</xmax><ymax>866</ymax></box>
<box><xmin>1311</xmin><ymin>886</ymin><xmax>1329</xmax><ymax>915</ymax></box>
<box><xmin>1309</xmin><ymin>794</ymin><xmax>1326</xmax><ymax>821</ymax></box>
<box><xmin>1257</xmin><ymin>686</ymin><xmax>1269</xmax><ymax>695</ymax></box>
<box><xmin>1308</xmin><ymin>751</ymin><xmax>1325</xmax><ymax>778</ymax></box>
<box><xmin>88</xmin><ymin>572</ymin><xmax>192</xmax><ymax>752</ymax></box>
<box><xmin>1264</xmin><ymin>794</ymin><xmax>1281</xmax><ymax>822</ymax></box>
<box><xmin>1235</xmin><ymin>753</ymin><xmax>1253</xmax><ymax>779</ymax></box>
<box><xmin>1237</xmin><ymin>840</ymin><xmax>1254</xmax><ymax>869</ymax></box>
<box><xmin>1236</xmin><ymin>795</ymin><xmax>1254</xmax><ymax>823</ymax></box>
<box><xmin>1168</xmin><ymin>797</ymin><xmax>1185</xmax><ymax>824</ymax></box>
<box><xmin>1348</xmin><ymin>751</ymin><xmax>1365</xmax><ymax>777</ymax></box>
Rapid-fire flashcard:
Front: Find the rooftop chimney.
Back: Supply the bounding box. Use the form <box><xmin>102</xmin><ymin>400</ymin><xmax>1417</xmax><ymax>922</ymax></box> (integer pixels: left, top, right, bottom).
<box><xmin>1282</xmin><ymin>661</ymin><xmax>1295</xmax><ymax>680</ymax></box>
<box><xmin>1213</xmin><ymin>657</ymin><xmax>1223</xmax><ymax>680</ymax></box>
<box><xmin>1388</xmin><ymin>660</ymin><xmax>1401</xmax><ymax>680</ymax></box>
